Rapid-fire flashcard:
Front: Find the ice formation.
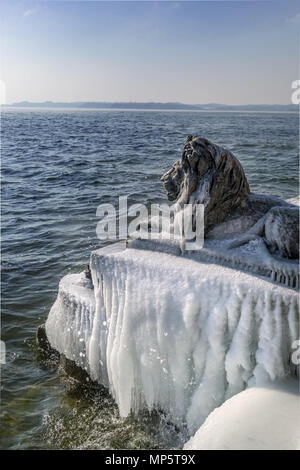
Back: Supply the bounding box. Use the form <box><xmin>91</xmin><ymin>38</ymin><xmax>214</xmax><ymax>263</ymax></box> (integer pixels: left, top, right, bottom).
<box><xmin>45</xmin><ymin>242</ymin><xmax>299</xmax><ymax>434</ymax></box>
<box><xmin>129</xmin><ymin>235</ymin><xmax>299</xmax><ymax>289</ymax></box>
<box><xmin>46</xmin><ymin>273</ymin><xmax>95</xmax><ymax>369</ymax></box>
<box><xmin>184</xmin><ymin>379</ymin><xmax>300</xmax><ymax>450</ymax></box>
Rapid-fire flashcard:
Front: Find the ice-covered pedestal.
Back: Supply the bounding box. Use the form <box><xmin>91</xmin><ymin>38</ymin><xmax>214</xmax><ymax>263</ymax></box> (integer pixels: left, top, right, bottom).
<box><xmin>45</xmin><ymin>241</ymin><xmax>299</xmax><ymax>434</ymax></box>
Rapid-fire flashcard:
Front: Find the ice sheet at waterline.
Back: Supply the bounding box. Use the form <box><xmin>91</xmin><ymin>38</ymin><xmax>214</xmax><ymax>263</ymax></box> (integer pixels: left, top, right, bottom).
<box><xmin>45</xmin><ymin>242</ymin><xmax>299</xmax><ymax>433</ymax></box>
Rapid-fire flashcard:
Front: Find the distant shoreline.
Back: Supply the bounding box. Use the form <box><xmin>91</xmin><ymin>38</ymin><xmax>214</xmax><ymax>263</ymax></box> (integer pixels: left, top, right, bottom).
<box><xmin>1</xmin><ymin>101</ymin><xmax>298</xmax><ymax>113</ymax></box>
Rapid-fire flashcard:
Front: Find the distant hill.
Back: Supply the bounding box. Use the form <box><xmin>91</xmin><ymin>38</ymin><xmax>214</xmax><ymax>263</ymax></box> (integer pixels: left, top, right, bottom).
<box><xmin>2</xmin><ymin>101</ymin><xmax>298</xmax><ymax>112</ymax></box>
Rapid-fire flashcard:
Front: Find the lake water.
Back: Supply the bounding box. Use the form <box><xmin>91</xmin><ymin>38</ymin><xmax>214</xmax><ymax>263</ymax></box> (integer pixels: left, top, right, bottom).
<box><xmin>1</xmin><ymin>108</ymin><xmax>298</xmax><ymax>449</ymax></box>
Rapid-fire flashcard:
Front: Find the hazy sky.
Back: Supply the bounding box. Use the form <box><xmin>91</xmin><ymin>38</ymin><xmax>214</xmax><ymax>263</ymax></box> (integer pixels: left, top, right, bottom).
<box><xmin>0</xmin><ymin>0</ymin><xmax>299</xmax><ymax>105</ymax></box>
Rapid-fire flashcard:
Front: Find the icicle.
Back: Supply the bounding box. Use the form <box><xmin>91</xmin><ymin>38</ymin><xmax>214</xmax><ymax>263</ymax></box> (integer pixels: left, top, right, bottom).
<box><xmin>285</xmin><ymin>275</ymin><xmax>289</xmax><ymax>287</ymax></box>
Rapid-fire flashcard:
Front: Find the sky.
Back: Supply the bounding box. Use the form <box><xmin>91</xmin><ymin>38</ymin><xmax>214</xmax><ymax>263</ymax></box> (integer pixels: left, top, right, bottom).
<box><xmin>0</xmin><ymin>0</ymin><xmax>299</xmax><ymax>105</ymax></box>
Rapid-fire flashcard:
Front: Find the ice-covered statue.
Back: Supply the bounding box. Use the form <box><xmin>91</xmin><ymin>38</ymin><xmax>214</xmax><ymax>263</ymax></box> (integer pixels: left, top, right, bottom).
<box><xmin>40</xmin><ymin>136</ymin><xmax>299</xmax><ymax>450</ymax></box>
<box><xmin>161</xmin><ymin>136</ymin><xmax>299</xmax><ymax>259</ymax></box>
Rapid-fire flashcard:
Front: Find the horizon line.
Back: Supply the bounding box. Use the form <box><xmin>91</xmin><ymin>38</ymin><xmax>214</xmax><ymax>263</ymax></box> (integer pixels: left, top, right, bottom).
<box><xmin>2</xmin><ymin>100</ymin><xmax>297</xmax><ymax>108</ymax></box>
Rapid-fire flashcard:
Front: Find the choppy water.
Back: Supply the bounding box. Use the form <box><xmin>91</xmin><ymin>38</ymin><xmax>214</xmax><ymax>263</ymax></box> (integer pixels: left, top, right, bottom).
<box><xmin>1</xmin><ymin>109</ymin><xmax>298</xmax><ymax>449</ymax></box>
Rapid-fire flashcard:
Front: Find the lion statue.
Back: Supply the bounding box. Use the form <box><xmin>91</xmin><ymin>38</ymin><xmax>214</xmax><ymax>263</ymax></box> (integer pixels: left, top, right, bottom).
<box><xmin>161</xmin><ymin>136</ymin><xmax>299</xmax><ymax>259</ymax></box>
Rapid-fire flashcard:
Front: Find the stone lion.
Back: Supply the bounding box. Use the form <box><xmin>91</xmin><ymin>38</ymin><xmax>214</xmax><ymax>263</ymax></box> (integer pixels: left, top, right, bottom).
<box><xmin>161</xmin><ymin>136</ymin><xmax>299</xmax><ymax>259</ymax></box>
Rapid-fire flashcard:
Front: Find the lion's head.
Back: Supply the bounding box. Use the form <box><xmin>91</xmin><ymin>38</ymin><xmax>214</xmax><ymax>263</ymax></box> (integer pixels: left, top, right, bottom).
<box><xmin>161</xmin><ymin>136</ymin><xmax>250</xmax><ymax>233</ymax></box>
